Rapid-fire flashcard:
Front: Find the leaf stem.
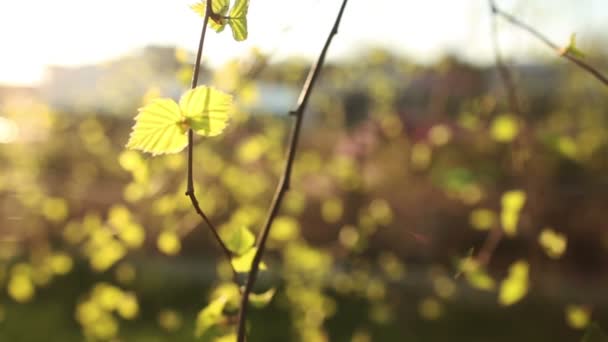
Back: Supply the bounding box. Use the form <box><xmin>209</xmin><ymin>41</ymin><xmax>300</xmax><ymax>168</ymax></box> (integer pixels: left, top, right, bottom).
<box><xmin>186</xmin><ymin>0</ymin><xmax>237</xmax><ymax>279</ymax></box>
<box><xmin>235</xmin><ymin>0</ymin><xmax>350</xmax><ymax>341</ymax></box>
<box><xmin>491</xmin><ymin>0</ymin><xmax>608</xmax><ymax>87</ymax></box>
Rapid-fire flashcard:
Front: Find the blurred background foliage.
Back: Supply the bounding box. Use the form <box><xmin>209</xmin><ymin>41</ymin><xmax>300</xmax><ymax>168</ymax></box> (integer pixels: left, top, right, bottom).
<box><xmin>1</xmin><ymin>41</ymin><xmax>608</xmax><ymax>341</ymax></box>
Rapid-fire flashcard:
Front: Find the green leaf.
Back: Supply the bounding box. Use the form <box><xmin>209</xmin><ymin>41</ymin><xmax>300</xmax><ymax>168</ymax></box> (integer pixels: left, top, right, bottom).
<box><xmin>126</xmin><ymin>99</ymin><xmax>188</xmax><ymax>155</ymax></box>
<box><xmin>223</xmin><ymin>226</ymin><xmax>255</xmax><ymax>255</ymax></box>
<box><xmin>227</xmin><ymin>0</ymin><xmax>249</xmax><ymax>41</ymax></box>
<box><xmin>581</xmin><ymin>323</ymin><xmax>608</xmax><ymax>342</ymax></box>
<box><xmin>539</xmin><ymin>228</ymin><xmax>567</xmax><ymax>259</ymax></box>
<box><xmin>498</xmin><ymin>260</ymin><xmax>529</xmax><ymax>306</ymax></box>
<box><xmin>126</xmin><ymin>86</ymin><xmax>232</xmax><ymax>156</ymax></box>
<box><xmin>195</xmin><ymin>296</ymin><xmax>228</xmax><ymax>337</ymax></box>
<box><xmin>191</xmin><ymin>0</ymin><xmax>230</xmax><ymax>32</ymax></box>
<box><xmin>179</xmin><ymin>86</ymin><xmax>232</xmax><ymax>137</ymax></box>
<box><xmin>231</xmin><ymin>247</ymin><xmax>266</xmax><ymax>273</ymax></box>
<box><xmin>249</xmin><ymin>288</ymin><xmax>276</xmax><ymax>308</ymax></box>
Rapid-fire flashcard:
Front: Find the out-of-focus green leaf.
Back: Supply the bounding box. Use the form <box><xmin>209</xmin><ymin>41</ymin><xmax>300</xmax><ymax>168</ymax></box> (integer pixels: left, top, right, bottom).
<box><xmin>539</xmin><ymin>228</ymin><xmax>567</xmax><ymax>259</ymax></box>
<box><xmin>501</xmin><ymin>190</ymin><xmax>526</xmax><ymax>237</ymax></box>
<box><xmin>223</xmin><ymin>226</ymin><xmax>255</xmax><ymax>255</ymax></box>
<box><xmin>498</xmin><ymin>260</ymin><xmax>529</xmax><ymax>306</ymax></box>
<box><xmin>249</xmin><ymin>288</ymin><xmax>276</xmax><ymax>308</ymax></box>
<box><xmin>195</xmin><ymin>296</ymin><xmax>228</xmax><ymax>337</ymax></box>
<box><xmin>231</xmin><ymin>247</ymin><xmax>266</xmax><ymax>273</ymax></box>
<box><xmin>567</xmin><ymin>305</ymin><xmax>591</xmax><ymax>330</ymax></box>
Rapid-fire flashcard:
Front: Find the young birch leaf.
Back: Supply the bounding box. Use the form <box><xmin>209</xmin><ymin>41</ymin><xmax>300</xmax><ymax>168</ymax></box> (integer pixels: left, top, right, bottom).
<box><xmin>179</xmin><ymin>86</ymin><xmax>232</xmax><ymax>137</ymax></box>
<box><xmin>191</xmin><ymin>0</ymin><xmax>230</xmax><ymax>32</ymax></box>
<box><xmin>561</xmin><ymin>33</ymin><xmax>586</xmax><ymax>58</ymax></box>
<box><xmin>126</xmin><ymin>99</ymin><xmax>188</xmax><ymax>155</ymax></box>
<box><xmin>228</xmin><ymin>0</ymin><xmax>249</xmax><ymax>41</ymax></box>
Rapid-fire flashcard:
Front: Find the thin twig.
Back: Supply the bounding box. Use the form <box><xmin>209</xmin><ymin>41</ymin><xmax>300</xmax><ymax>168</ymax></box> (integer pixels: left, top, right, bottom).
<box><xmin>475</xmin><ymin>226</ymin><xmax>503</xmax><ymax>267</ymax></box>
<box><xmin>235</xmin><ymin>0</ymin><xmax>350</xmax><ymax>341</ymax></box>
<box><xmin>491</xmin><ymin>0</ymin><xmax>608</xmax><ymax>87</ymax></box>
<box><xmin>488</xmin><ymin>0</ymin><xmax>521</xmax><ymax>115</ymax></box>
<box><xmin>186</xmin><ymin>0</ymin><xmax>237</xmax><ymax>277</ymax></box>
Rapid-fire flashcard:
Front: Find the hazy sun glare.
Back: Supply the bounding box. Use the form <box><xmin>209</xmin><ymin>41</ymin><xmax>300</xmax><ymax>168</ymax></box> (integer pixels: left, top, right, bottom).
<box><xmin>1</xmin><ymin>0</ymin><xmax>606</xmax><ymax>85</ymax></box>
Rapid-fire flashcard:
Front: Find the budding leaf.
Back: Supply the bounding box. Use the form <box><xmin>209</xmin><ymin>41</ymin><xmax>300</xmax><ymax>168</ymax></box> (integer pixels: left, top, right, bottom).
<box><xmin>126</xmin><ymin>86</ymin><xmax>232</xmax><ymax>155</ymax></box>
<box><xmin>191</xmin><ymin>0</ymin><xmax>230</xmax><ymax>32</ymax></box>
<box><xmin>561</xmin><ymin>33</ymin><xmax>586</xmax><ymax>58</ymax></box>
<box><xmin>191</xmin><ymin>0</ymin><xmax>249</xmax><ymax>42</ymax></box>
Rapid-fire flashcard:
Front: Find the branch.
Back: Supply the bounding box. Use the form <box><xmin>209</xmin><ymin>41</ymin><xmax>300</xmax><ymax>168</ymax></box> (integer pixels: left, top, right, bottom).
<box><xmin>491</xmin><ymin>0</ymin><xmax>608</xmax><ymax>87</ymax></box>
<box><xmin>236</xmin><ymin>0</ymin><xmax>350</xmax><ymax>340</ymax></box>
<box><xmin>186</xmin><ymin>0</ymin><xmax>237</xmax><ymax>278</ymax></box>
<box><xmin>488</xmin><ymin>0</ymin><xmax>521</xmax><ymax>115</ymax></box>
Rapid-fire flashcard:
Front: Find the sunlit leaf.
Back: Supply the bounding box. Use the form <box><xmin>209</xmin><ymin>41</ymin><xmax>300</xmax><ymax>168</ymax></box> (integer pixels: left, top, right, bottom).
<box><xmin>191</xmin><ymin>0</ymin><xmax>230</xmax><ymax>32</ymax></box>
<box><xmin>498</xmin><ymin>260</ymin><xmax>529</xmax><ymax>306</ymax></box>
<box><xmin>179</xmin><ymin>86</ymin><xmax>232</xmax><ymax>137</ymax></box>
<box><xmin>231</xmin><ymin>247</ymin><xmax>266</xmax><ymax>273</ymax></box>
<box><xmin>223</xmin><ymin>225</ymin><xmax>255</xmax><ymax>255</ymax></box>
<box><xmin>228</xmin><ymin>0</ymin><xmax>249</xmax><ymax>41</ymax></box>
<box><xmin>126</xmin><ymin>99</ymin><xmax>187</xmax><ymax>155</ymax></box>
<box><xmin>127</xmin><ymin>86</ymin><xmax>232</xmax><ymax>155</ymax></box>
<box><xmin>539</xmin><ymin>228</ymin><xmax>567</xmax><ymax>259</ymax></box>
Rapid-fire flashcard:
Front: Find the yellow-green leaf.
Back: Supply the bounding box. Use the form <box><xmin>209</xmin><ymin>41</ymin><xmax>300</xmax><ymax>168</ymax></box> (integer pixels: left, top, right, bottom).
<box><xmin>223</xmin><ymin>226</ymin><xmax>255</xmax><ymax>255</ymax></box>
<box><xmin>126</xmin><ymin>99</ymin><xmax>187</xmax><ymax>155</ymax></box>
<box><xmin>191</xmin><ymin>0</ymin><xmax>229</xmax><ymax>32</ymax></box>
<box><xmin>501</xmin><ymin>190</ymin><xmax>526</xmax><ymax>237</ymax></box>
<box><xmin>539</xmin><ymin>228</ymin><xmax>567</xmax><ymax>259</ymax></box>
<box><xmin>562</xmin><ymin>33</ymin><xmax>586</xmax><ymax>58</ymax></box>
<box><xmin>227</xmin><ymin>0</ymin><xmax>249</xmax><ymax>41</ymax></box>
<box><xmin>179</xmin><ymin>86</ymin><xmax>232</xmax><ymax>137</ymax></box>
<box><xmin>231</xmin><ymin>247</ymin><xmax>266</xmax><ymax>273</ymax></box>
<box><xmin>490</xmin><ymin>114</ymin><xmax>519</xmax><ymax>142</ymax></box>
<box><xmin>249</xmin><ymin>288</ymin><xmax>276</xmax><ymax>308</ymax></box>
<box><xmin>195</xmin><ymin>296</ymin><xmax>228</xmax><ymax>337</ymax></box>
<box><xmin>498</xmin><ymin>260</ymin><xmax>529</xmax><ymax>306</ymax></box>
<box><xmin>566</xmin><ymin>305</ymin><xmax>591</xmax><ymax>330</ymax></box>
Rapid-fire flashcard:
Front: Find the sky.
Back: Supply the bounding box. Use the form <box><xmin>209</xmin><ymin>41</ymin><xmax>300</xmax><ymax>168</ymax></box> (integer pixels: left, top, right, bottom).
<box><xmin>0</xmin><ymin>0</ymin><xmax>607</xmax><ymax>86</ymax></box>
